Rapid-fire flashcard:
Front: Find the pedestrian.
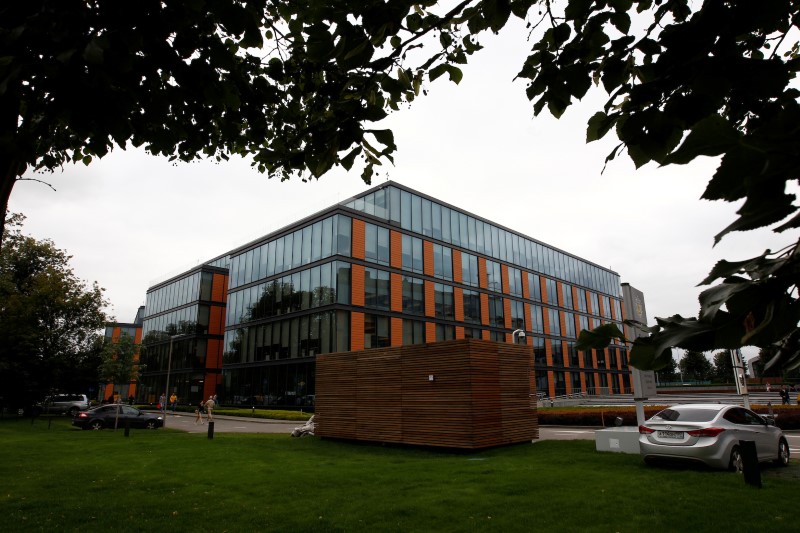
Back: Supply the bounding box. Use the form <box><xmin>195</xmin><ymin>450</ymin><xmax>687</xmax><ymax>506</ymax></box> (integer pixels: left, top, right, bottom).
<box><xmin>205</xmin><ymin>395</ymin><xmax>215</xmax><ymax>421</ymax></box>
<box><xmin>766</xmin><ymin>382</ymin><xmax>771</xmax><ymax>393</ymax></box>
<box><xmin>780</xmin><ymin>386</ymin><xmax>790</xmax><ymax>405</ymax></box>
<box><xmin>159</xmin><ymin>393</ymin><xmax>167</xmax><ymax>413</ymax></box>
<box><xmin>194</xmin><ymin>399</ymin><xmax>205</xmax><ymax>424</ymax></box>
<box><xmin>169</xmin><ymin>392</ymin><xmax>178</xmax><ymax>413</ymax></box>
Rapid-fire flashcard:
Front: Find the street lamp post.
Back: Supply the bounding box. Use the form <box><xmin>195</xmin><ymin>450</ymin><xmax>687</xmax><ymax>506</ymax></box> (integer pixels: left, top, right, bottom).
<box><xmin>163</xmin><ymin>334</ymin><xmax>186</xmax><ymax>427</ymax></box>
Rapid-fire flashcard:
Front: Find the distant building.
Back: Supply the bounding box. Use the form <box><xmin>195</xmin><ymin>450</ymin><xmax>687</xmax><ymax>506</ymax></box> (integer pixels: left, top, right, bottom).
<box><xmin>135</xmin><ymin>182</ymin><xmax>634</xmax><ymax>407</ymax></box>
<box><xmin>137</xmin><ymin>260</ymin><xmax>229</xmax><ymax>406</ymax></box>
<box><xmin>101</xmin><ymin>306</ymin><xmax>144</xmax><ymax>402</ymax></box>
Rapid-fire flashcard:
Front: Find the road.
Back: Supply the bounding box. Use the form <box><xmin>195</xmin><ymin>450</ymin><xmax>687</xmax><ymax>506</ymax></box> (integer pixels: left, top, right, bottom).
<box><xmin>156</xmin><ymin>412</ymin><xmax>800</xmax><ymax>457</ymax></box>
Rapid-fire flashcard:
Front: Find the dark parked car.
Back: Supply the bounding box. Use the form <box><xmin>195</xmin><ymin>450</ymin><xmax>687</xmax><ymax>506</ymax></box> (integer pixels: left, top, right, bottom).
<box><xmin>72</xmin><ymin>404</ymin><xmax>164</xmax><ymax>430</ymax></box>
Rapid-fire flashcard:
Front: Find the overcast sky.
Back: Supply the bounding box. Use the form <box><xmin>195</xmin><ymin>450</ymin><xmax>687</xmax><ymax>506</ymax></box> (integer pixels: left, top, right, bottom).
<box><xmin>9</xmin><ymin>18</ymin><xmax>794</xmax><ymax>362</ymax></box>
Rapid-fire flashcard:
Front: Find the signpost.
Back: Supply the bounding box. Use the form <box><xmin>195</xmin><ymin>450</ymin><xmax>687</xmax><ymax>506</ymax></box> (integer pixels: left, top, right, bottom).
<box><xmin>621</xmin><ymin>283</ymin><xmax>655</xmax><ymax>426</ymax></box>
<box><xmin>730</xmin><ymin>348</ymin><xmax>750</xmax><ymax>409</ymax></box>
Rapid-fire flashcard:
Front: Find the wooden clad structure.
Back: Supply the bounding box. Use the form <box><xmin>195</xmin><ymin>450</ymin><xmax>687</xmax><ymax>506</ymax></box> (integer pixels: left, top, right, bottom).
<box><xmin>316</xmin><ymin>339</ymin><xmax>538</xmax><ymax>449</ymax></box>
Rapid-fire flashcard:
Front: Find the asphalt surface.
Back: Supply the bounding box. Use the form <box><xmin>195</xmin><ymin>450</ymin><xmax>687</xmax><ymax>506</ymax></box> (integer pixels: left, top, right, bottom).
<box><xmin>155</xmin><ymin>411</ymin><xmax>800</xmax><ymax>457</ymax></box>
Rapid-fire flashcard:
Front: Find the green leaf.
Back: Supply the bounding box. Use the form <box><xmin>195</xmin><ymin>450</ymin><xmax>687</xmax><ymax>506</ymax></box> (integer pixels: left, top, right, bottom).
<box><xmin>340</xmin><ymin>146</ymin><xmax>362</xmax><ymax>171</ymax></box>
<box><xmin>586</xmin><ymin>111</ymin><xmax>615</xmax><ymax>142</ymax></box>
<box><xmin>575</xmin><ymin>323</ymin><xmax>627</xmax><ymax>351</ymax></box>
<box><xmin>662</xmin><ymin>115</ymin><xmax>740</xmax><ymax>166</ymax></box>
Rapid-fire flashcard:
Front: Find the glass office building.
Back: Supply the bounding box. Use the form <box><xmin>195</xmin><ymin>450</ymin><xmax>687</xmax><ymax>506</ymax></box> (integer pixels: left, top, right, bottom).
<box><xmin>222</xmin><ymin>182</ymin><xmax>630</xmax><ymax>407</ymax></box>
<box><xmin>138</xmin><ymin>261</ymin><xmax>229</xmax><ymax>406</ymax></box>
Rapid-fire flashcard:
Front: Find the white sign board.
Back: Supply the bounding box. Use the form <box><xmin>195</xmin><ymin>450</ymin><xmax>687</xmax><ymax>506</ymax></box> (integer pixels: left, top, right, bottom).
<box><xmin>632</xmin><ymin>367</ymin><xmax>658</xmax><ymax>398</ymax></box>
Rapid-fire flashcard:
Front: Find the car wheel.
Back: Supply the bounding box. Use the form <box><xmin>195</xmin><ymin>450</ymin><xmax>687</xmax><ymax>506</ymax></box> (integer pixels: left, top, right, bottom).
<box><xmin>145</xmin><ymin>420</ymin><xmax>157</xmax><ymax>430</ymax></box>
<box><xmin>775</xmin><ymin>439</ymin><xmax>790</xmax><ymax>467</ymax></box>
<box><xmin>729</xmin><ymin>446</ymin><xmax>743</xmax><ymax>473</ymax></box>
<box><xmin>90</xmin><ymin>420</ymin><xmax>104</xmax><ymax>431</ymax></box>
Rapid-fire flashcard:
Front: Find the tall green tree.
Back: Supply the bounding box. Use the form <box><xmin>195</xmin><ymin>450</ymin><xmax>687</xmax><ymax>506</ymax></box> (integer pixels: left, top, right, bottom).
<box><xmin>655</xmin><ymin>354</ymin><xmax>678</xmax><ymax>384</ymax></box>
<box><xmin>98</xmin><ymin>332</ymin><xmax>143</xmax><ymax>397</ymax></box>
<box><xmin>4</xmin><ymin>1</ymin><xmax>799</xmax><ymax>370</ymax></box>
<box><xmin>712</xmin><ymin>350</ymin><xmax>734</xmax><ymax>383</ymax></box>
<box><xmin>0</xmin><ymin>213</ymin><xmax>107</xmax><ymax>410</ymax></box>
<box><xmin>679</xmin><ymin>350</ymin><xmax>713</xmax><ymax>382</ymax></box>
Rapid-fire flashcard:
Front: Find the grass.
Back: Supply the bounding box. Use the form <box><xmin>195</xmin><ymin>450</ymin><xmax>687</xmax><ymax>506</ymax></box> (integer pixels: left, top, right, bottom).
<box><xmin>1</xmin><ymin>418</ymin><xmax>798</xmax><ymax>532</ymax></box>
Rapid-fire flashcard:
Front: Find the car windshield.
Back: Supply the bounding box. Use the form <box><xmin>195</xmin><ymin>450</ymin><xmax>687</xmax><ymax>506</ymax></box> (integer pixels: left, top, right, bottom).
<box><xmin>653</xmin><ymin>408</ymin><xmax>719</xmax><ymax>422</ymax></box>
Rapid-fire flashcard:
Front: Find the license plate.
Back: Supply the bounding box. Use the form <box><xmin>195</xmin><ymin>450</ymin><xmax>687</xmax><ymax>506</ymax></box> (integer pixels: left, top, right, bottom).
<box><xmin>657</xmin><ymin>430</ymin><xmax>683</xmax><ymax>439</ymax></box>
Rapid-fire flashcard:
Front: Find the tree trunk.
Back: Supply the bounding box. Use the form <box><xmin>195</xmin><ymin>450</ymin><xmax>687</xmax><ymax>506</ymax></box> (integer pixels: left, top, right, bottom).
<box><xmin>0</xmin><ymin>158</ymin><xmax>23</xmax><ymax>251</ymax></box>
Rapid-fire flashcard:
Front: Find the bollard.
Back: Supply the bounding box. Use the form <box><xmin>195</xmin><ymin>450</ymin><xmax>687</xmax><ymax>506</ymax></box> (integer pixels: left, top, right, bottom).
<box><xmin>124</xmin><ymin>418</ymin><xmax>130</xmax><ymax>437</ymax></box>
<box><xmin>739</xmin><ymin>440</ymin><xmax>761</xmax><ymax>488</ymax></box>
<box><xmin>207</xmin><ymin>420</ymin><xmax>214</xmax><ymax>439</ymax></box>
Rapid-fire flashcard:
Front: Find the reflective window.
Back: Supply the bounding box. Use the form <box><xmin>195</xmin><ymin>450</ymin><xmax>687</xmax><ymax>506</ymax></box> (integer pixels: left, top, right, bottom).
<box><xmin>510</xmin><ymin>299</ymin><xmax>525</xmax><ymax>330</ymax></box>
<box><xmin>365</xmin><ymin>223</ymin><xmax>391</xmax><ymax>266</ymax></box>
<box><xmin>365</xmin><ymin>314</ymin><xmax>390</xmax><ymax>348</ymax></box>
<box><xmin>508</xmin><ymin>267</ymin><xmax>522</xmax><ymax>297</ymax></box>
<box><xmin>545</xmin><ymin>278</ymin><xmax>558</xmax><ymax>306</ymax></box>
<box><xmin>564</xmin><ymin>312</ymin><xmax>576</xmax><ymax>338</ymax></box>
<box><xmin>488</xmin><ymin>294</ymin><xmax>504</xmax><ymax>327</ymax></box>
<box><xmin>461</xmin><ymin>252</ymin><xmax>479</xmax><ymax>287</ymax></box>
<box><xmin>434</xmin><ymin>283</ymin><xmax>455</xmax><ymax>320</ymax></box>
<box><xmin>528</xmin><ymin>273</ymin><xmax>541</xmax><ymax>302</ymax></box>
<box><xmin>533</xmin><ymin>337</ymin><xmax>546</xmax><ymax>365</ymax></box>
<box><xmin>403</xmin><ymin>320</ymin><xmax>426</xmax><ymax>345</ymax></box>
<box><xmin>530</xmin><ymin>304</ymin><xmax>544</xmax><ymax>334</ymax></box>
<box><xmin>551</xmin><ymin>340</ymin><xmax>564</xmax><ymax>367</ymax></box>
<box><xmin>486</xmin><ymin>260</ymin><xmax>502</xmax><ymax>293</ymax></box>
<box><xmin>402</xmin><ymin>276</ymin><xmax>425</xmax><ymax>316</ymax></box>
<box><xmin>436</xmin><ymin>323</ymin><xmax>455</xmax><ymax>341</ymax></box>
<box><xmin>548</xmin><ymin>308</ymin><xmax>561</xmax><ymax>336</ymax></box>
<box><xmin>562</xmin><ymin>283</ymin><xmax>574</xmax><ymax>309</ymax></box>
<box><xmin>364</xmin><ymin>267</ymin><xmax>391</xmax><ymax>310</ymax></box>
<box><xmin>402</xmin><ymin>234</ymin><xmax>424</xmax><ymax>274</ymax></box>
<box><xmin>462</xmin><ymin>289</ymin><xmax>482</xmax><ymax>324</ymax></box>
<box><xmin>433</xmin><ymin>244</ymin><xmax>453</xmax><ymax>281</ymax></box>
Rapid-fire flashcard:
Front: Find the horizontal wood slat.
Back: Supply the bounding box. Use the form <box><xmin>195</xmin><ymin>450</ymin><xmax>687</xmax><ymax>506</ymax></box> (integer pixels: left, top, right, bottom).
<box><xmin>316</xmin><ymin>339</ymin><xmax>538</xmax><ymax>449</ymax></box>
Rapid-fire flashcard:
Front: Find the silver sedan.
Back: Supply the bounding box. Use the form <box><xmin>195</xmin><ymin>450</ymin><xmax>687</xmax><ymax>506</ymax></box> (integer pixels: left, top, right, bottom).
<box><xmin>638</xmin><ymin>403</ymin><xmax>790</xmax><ymax>471</ymax></box>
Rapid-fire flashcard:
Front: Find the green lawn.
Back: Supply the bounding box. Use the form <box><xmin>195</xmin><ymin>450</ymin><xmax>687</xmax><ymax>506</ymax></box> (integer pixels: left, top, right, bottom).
<box><xmin>1</xmin><ymin>418</ymin><xmax>797</xmax><ymax>532</ymax></box>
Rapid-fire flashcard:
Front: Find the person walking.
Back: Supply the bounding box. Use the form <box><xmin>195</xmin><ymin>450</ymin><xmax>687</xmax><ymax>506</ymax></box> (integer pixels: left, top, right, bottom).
<box><xmin>205</xmin><ymin>395</ymin><xmax>216</xmax><ymax>421</ymax></box>
<box><xmin>159</xmin><ymin>393</ymin><xmax>167</xmax><ymax>414</ymax></box>
<box><xmin>169</xmin><ymin>392</ymin><xmax>178</xmax><ymax>413</ymax></box>
<box><xmin>194</xmin><ymin>399</ymin><xmax>206</xmax><ymax>424</ymax></box>
<box><xmin>780</xmin><ymin>386</ymin><xmax>790</xmax><ymax>405</ymax></box>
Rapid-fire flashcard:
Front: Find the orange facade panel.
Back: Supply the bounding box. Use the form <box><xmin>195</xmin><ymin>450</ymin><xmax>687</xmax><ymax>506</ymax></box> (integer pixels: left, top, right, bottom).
<box><xmin>425</xmin><ymin>322</ymin><xmax>436</xmax><ymax>343</ymax></box>
<box><xmin>391</xmin><ymin>317</ymin><xmax>403</xmax><ymax>347</ymax></box>
<box><xmin>478</xmin><ymin>257</ymin><xmax>488</xmax><ymax>289</ymax></box>
<box><xmin>351</xmin><ymin>312</ymin><xmax>365</xmax><ymax>351</ymax></box>
<box><xmin>212</xmin><ymin>273</ymin><xmax>227</xmax><ymax>302</ymax></box>
<box><xmin>539</xmin><ymin>276</ymin><xmax>548</xmax><ymax>304</ymax></box>
<box><xmin>521</xmin><ymin>270</ymin><xmax>530</xmax><ymax>300</ymax></box>
<box><xmin>501</xmin><ymin>264</ymin><xmax>509</xmax><ymax>295</ymax></box>
<box><xmin>390</xmin><ymin>273</ymin><xmax>403</xmax><ymax>313</ymax></box>
<box><xmin>210</xmin><ymin>305</ymin><xmax>225</xmax><ymax>335</ymax></box>
<box><xmin>352</xmin><ymin>219</ymin><xmax>366</xmax><ymax>260</ymax></box>
<box><xmin>424</xmin><ymin>280</ymin><xmax>435</xmax><ymax>318</ymax></box>
<box><xmin>452</xmin><ymin>250</ymin><xmax>463</xmax><ymax>284</ymax></box>
<box><xmin>390</xmin><ymin>230</ymin><xmax>403</xmax><ymax>269</ymax></box>
<box><xmin>480</xmin><ymin>292</ymin><xmax>490</xmax><ymax>326</ymax></box>
<box><xmin>454</xmin><ymin>287</ymin><xmax>464</xmax><ymax>322</ymax></box>
<box><xmin>423</xmin><ymin>240</ymin><xmax>434</xmax><ymax>277</ymax></box>
<box><xmin>351</xmin><ymin>264</ymin><xmax>365</xmax><ymax>307</ymax></box>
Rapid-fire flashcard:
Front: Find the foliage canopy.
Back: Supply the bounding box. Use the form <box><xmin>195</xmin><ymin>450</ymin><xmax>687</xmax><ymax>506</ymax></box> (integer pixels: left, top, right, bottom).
<box><xmin>0</xmin><ymin>214</ymin><xmax>107</xmax><ymax>408</ymax></box>
<box><xmin>2</xmin><ymin>0</ymin><xmax>799</xmax><ymax>369</ymax></box>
